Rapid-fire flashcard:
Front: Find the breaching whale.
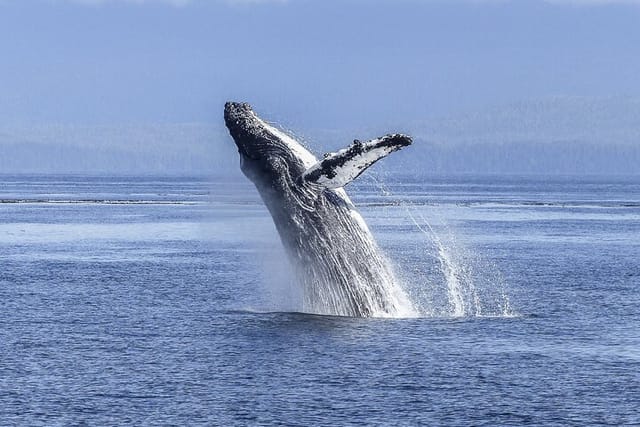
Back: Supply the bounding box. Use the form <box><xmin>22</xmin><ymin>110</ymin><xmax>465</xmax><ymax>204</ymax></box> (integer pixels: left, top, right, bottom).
<box><xmin>224</xmin><ymin>102</ymin><xmax>415</xmax><ymax>317</ymax></box>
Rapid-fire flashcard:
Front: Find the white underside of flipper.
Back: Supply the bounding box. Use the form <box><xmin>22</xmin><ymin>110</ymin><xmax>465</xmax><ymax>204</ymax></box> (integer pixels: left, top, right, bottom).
<box><xmin>302</xmin><ymin>134</ymin><xmax>412</xmax><ymax>189</ymax></box>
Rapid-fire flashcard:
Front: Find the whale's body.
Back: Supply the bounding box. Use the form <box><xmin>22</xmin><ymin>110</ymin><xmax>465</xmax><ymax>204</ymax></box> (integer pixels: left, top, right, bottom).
<box><xmin>224</xmin><ymin>102</ymin><xmax>414</xmax><ymax>317</ymax></box>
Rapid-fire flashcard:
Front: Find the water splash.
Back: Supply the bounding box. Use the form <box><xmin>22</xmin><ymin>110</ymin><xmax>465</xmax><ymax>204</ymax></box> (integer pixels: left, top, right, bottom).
<box><xmin>289</xmin><ymin>201</ymin><xmax>418</xmax><ymax>318</ymax></box>
<box><xmin>247</xmin><ymin>171</ymin><xmax>513</xmax><ymax>319</ymax></box>
<box><xmin>366</xmin><ymin>173</ymin><xmax>514</xmax><ymax>318</ymax></box>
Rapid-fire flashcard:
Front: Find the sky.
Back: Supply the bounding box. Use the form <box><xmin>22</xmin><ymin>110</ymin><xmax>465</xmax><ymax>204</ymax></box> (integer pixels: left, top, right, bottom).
<box><xmin>1</xmin><ymin>0</ymin><xmax>639</xmax><ymax>174</ymax></box>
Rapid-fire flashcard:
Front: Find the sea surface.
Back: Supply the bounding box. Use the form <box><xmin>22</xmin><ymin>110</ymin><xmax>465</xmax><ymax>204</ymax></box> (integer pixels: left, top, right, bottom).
<box><xmin>1</xmin><ymin>174</ymin><xmax>639</xmax><ymax>425</ymax></box>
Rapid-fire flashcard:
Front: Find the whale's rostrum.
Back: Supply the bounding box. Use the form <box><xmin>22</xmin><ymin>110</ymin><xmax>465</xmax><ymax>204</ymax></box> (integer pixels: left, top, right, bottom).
<box><xmin>224</xmin><ymin>102</ymin><xmax>415</xmax><ymax>317</ymax></box>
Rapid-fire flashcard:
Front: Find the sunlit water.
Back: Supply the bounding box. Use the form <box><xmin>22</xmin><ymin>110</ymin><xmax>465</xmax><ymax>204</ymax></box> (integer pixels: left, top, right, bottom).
<box><xmin>1</xmin><ymin>174</ymin><xmax>639</xmax><ymax>425</ymax></box>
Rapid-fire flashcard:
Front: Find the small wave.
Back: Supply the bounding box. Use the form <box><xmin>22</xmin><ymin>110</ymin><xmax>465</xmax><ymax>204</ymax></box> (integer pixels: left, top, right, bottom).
<box><xmin>224</xmin><ymin>308</ymin><xmax>521</xmax><ymax>320</ymax></box>
<box><xmin>224</xmin><ymin>308</ymin><xmax>359</xmax><ymax>320</ymax></box>
<box><xmin>356</xmin><ymin>200</ymin><xmax>640</xmax><ymax>209</ymax></box>
<box><xmin>0</xmin><ymin>199</ymin><xmax>202</xmax><ymax>205</ymax></box>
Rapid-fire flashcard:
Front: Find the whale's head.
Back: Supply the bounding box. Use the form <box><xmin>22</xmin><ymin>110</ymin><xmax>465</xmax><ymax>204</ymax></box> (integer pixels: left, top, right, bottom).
<box><xmin>224</xmin><ymin>102</ymin><xmax>316</xmax><ymax>188</ymax></box>
<box><xmin>224</xmin><ymin>101</ymin><xmax>412</xmax><ymax>207</ymax></box>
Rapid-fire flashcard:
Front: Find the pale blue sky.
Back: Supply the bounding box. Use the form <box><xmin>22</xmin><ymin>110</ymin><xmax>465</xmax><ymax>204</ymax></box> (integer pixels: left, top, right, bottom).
<box><xmin>1</xmin><ymin>0</ymin><xmax>639</xmax><ymax>128</ymax></box>
<box><xmin>1</xmin><ymin>0</ymin><xmax>639</xmax><ymax>174</ymax></box>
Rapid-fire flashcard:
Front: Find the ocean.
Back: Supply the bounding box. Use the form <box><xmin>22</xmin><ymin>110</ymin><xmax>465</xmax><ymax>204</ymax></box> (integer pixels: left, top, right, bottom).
<box><xmin>1</xmin><ymin>174</ymin><xmax>638</xmax><ymax>425</ymax></box>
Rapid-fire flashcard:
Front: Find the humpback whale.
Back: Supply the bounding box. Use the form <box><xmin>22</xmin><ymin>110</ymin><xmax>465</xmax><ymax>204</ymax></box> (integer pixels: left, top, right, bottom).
<box><xmin>224</xmin><ymin>102</ymin><xmax>415</xmax><ymax>317</ymax></box>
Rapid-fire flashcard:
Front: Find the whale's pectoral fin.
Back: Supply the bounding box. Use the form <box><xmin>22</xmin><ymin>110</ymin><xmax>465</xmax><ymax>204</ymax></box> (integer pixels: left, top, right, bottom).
<box><xmin>301</xmin><ymin>134</ymin><xmax>412</xmax><ymax>189</ymax></box>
